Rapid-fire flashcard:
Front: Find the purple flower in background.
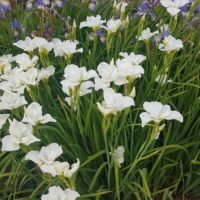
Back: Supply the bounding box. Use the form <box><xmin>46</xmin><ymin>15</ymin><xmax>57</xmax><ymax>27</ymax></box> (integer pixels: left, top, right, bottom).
<box><xmin>154</xmin><ymin>0</ymin><xmax>159</xmax><ymax>5</ymax></box>
<box><xmin>180</xmin><ymin>0</ymin><xmax>193</xmax><ymax>18</ymax></box>
<box><xmin>26</xmin><ymin>0</ymin><xmax>33</xmax><ymax>10</ymax></box>
<box><xmin>180</xmin><ymin>1</ymin><xmax>200</xmax><ymax>19</ymax></box>
<box><xmin>97</xmin><ymin>28</ymin><xmax>103</xmax><ymax>37</ymax></box>
<box><xmin>88</xmin><ymin>0</ymin><xmax>96</xmax><ymax>11</ymax></box>
<box><xmin>115</xmin><ymin>12</ymin><xmax>120</xmax><ymax>19</ymax></box>
<box><xmin>45</xmin><ymin>21</ymin><xmax>49</xmax><ymax>29</ymax></box>
<box><xmin>161</xmin><ymin>30</ymin><xmax>169</xmax><ymax>40</ymax></box>
<box><xmin>192</xmin><ymin>17</ymin><xmax>199</xmax><ymax>27</ymax></box>
<box><xmin>160</xmin><ymin>24</ymin><xmax>170</xmax><ymax>39</ymax></box>
<box><xmin>35</xmin><ymin>0</ymin><xmax>47</xmax><ymax>9</ymax></box>
<box><xmin>140</xmin><ymin>1</ymin><xmax>148</xmax><ymax>12</ymax></box>
<box><xmin>181</xmin><ymin>4</ymin><xmax>190</xmax><ymax>13</ymax></box>
<box><xmin>10</xmin><ymin>18</ymin><xmax>20</xmax><ymax>30</ymax></box>
<box><xmin>25</xmin><ymin>0</ymin><xmax>64</xmax><ymax>10</ymax></box>
<box><xmin>97</xmin><ymin>28</ymin><xmax>106</xmax><ymax>43</ymax></box>
<box><xmin>134</xmin><ymin>0</ymin><xmax>158</xmax><ymax>19</ymax></box>
<box><xmin>194</xmin><ymin>3</ymin><xmax>200</xmax><ymax>13</ymax></box>
<box><xmin>0</xmin><ymin>8</ymin><xmax>6</xmax><ymax>18</ymax></box>
<box><xmin>153</xmin><ymin>24</ymin><xmax>170</xmax><ymax>44</ymax></box>
<box><xmin>54</xmin><ymin>0</ymin><xmax>64</xmax><ymax>7</ymax></box>
<box><xmin>0</xmin><ymin>0</ymin><xmax>11</xmax><ymax>11</ymax></box>
<box><xmin>0</xmin><ymin>0</ymin><xmax>11</xmax><ymax>18</ymax></box>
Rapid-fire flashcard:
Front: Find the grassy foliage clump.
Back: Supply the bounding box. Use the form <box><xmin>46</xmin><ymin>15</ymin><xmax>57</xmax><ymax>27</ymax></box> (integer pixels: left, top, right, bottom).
<box><xmin>0</xmin><ymin>0</ymin><xmax>200</xmax><ymax>199</ymax></box>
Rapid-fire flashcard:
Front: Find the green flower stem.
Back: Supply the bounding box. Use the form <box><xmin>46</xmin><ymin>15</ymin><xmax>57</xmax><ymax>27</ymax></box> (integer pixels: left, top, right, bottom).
<box><xmin>124</xmin><ymin>80</ymin><xmax>134</xmax><ymax>96</ymax></box>
<box><xmin>145</xmin><ymin>40</ymin><xmax>153</xmax><ymax>69</ymax></box>
<box><xmin>58</xmin><ymin>57</ymin><xmax>66</xmax><ymax>68</ymax></box>
<box><xmin>39</xmin><ymin>53</ymin><xmax>50</xmax><ymax>67</ymax></box>
<box><xmin>20</xmin><ymin>144</ymin><xmax>30</xmax><ymax>154</ymax></box>
<box><xmin>64</xmin><ymin>55</ymin><xmax>72</xmax><ymax>65</ymax></box>
<box><xmin>27</xmin><ymin>86</ymin><xmax>40</xmax><ymax>102</ymax></box>
<box><xmin>120</xmin><ymin>11</ymin><xmax>125</xmax><ymax>21</ymax></box>
<box><xmin>102</xmin><ymin>117</ymin><xmax>111</xmax><ymax>189</ymax></box>
<box><xmin>149</xmin><ymin>125</ymin><xmax>170</xmax><ymax>178</ymax></box>
<box><xmin>92</xmin><ymin>33</ymin><xmax>98</xmax><ymax>60</ymax></box>
<box><xmin>134</xmin><ymin>15</ymin><xmax>145</xmax><ymax>51</ymax></box>
<box><xmin>39</xmin><ymin>10</ymin><xmax>45</xmax><ymax>37</ymax></box>
<box><xmin>60</xmin><ymin>176</ymin><xmax>73</xmax><ymax>189</ymax></box>
<box><xmin>61</xmin><ymin>175</ymin><xmax>76</xmax><ymax>190</ymax></box>
<box><xmin>12</xmin><ymin>108</ymin><xmax>21</xmax><ymax>120</ymax></box>
<box><xmin>169</xmin><ymin>16</ymin><xmax>174</xmax><ymax>31</ymax></box>
<box><xmin>124</xmin><ymin>124</ymin><xmax>159</xmax><ymax>180</ymax></box>
<box><xmin>70</xmin><ymin>175</ymin><xmax>76</xmax><ymax>190</ymax></box>
<box><xmin>163</xmin><ymin>52</ymin><xmax>175</xmax><ymax>72</ymax></box>
<box><xmin>171</xmin><ymin>15</ymin><xmax>178</xmax><ymax>32</ymax></box>
<box><xmin>114</xmin><ymin>160</ymin><xmax>120</xmax><ymax>200</ymax></box>
<box><xmin>106</xmin><ymin>34</ymin><xmax>112</xmax><ymax>60</ymax></box>
<box><xmin>33</xmin><ymin>125</ymin><xmax>40</xmax><ymax>138</ymax></box>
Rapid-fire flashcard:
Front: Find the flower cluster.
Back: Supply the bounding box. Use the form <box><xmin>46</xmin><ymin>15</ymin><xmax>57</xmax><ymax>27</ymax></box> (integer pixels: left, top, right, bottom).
<box><xmin>138</xmin><ymin>27</ymin><xmax>183</xmax><ymax>52</ymax></box>
<box><xmin>60</xmin><ymin>51</ymin><xmax>145</xmax><ymax>114</ymax></box>
<box><xmin>25</xmin><ymin>143</ymin><xmax>80</xmax><ymax>178</ymax></box>
<box><xmin>0</xmin><ymin>36</ymin><xmax>82</xmax><ymax>198</ymax></box>
<box><xmin>1</xmin><ymin>119</ymin><xmax>40</xmax><ymax>151</ymax></box>
<box><xmin>0</xmin><ymin>1</ymin><xmax>189</xmax><ymax>198</ymax></box>
<box><xmin>61</xmin><ymin>64</ymin><xmax>97</xmax><ymax>106</ymax></box>
<box><xmin>1</xmin><ymin>102</ymin><xmax>56</xmax><ymax>152</ymax></box>
<box><xmin>134</xmin><ymin>0</ymin><xmax>159</xmax><ymax>19</ymax></box>
<box><xmin>140</xmin><ymin>101</ymin><xmax>183</xmax><ymax>139</ymax></box>
<box><xmin>79</xmin><ymin>14</ymin><xmax>129</xmax><ymax>41</ymax></box>
<box><xmin>0</xmin><ymin>53</ymin><xmax>55</xmax><ymax>98</ymax></box>
<box><xmin>26</xmin><ymin>0</ymin><xmax>64</xmax><ymax>10</ymax></box>
<box><xmin>41</xmin><ymin>186</ymin><xmax>80</xmax><ymax>200</ymax></box>
<box><xmin>95</xmin><ymin>52</ymin><xmax>146</xmax><ymax>89</ymax></box>
<box><xmin>13</xmin><ymin>36</ymin><xmax>83</xmax><ymax>58</ymax></box>
<box><xmin>160</xmin><ymin>0</ymin><xmax>189</xmax><ymax>16</ymax></box>
<box><xmin>97</xmin><ymin>88</ymin><xmax>135</xmax><ymax>116</ymax></box>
